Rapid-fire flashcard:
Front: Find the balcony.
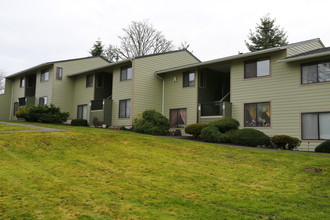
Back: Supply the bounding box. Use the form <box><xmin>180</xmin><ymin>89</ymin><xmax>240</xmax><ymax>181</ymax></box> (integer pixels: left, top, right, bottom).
<box><xmin>198</xmin><ymin>101</ymin><xmax>232</xmax><ymax>124</ymax></box>
<box><xmin>90</xmin><ymin>99</ymin><xmax>112</xmax><ymax>126</ymax></box>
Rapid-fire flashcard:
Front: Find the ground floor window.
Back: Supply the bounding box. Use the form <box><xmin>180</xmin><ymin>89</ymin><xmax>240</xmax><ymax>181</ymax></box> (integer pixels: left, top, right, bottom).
<box><xmin>119</xmin><ymin>99</ymin><xmax>131</xmax><ymax>118</ymax></box>
<box><xmin>170</xmin><ymin>108</ymin><xmax>187</xmax><ymax>128</ymax></box>
<box><xmin>302</xmin><ymin>112</ymin><xmax>330</xmax><ymax>140</ymax></box>
<box><xmin>39</xmin><ymin>96</ymin><xmax>48</xmax><ymax>106</ymax></box>
<box><xmin>244</xmin><ymin>102</ymin><xmax>270</xmax><ymax>127</ymax></box>
<box><xmin>77</xmin><ymin>104</ymin><xmax>88</xmax><ymax>120</ymax></box>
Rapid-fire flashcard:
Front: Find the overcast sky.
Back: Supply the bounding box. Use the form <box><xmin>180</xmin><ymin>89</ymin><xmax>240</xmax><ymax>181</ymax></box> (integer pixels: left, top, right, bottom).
<box><xmin>1</xmin><ymin>0</ymin><xmax>329</xmax><ymax>74</ymax></box>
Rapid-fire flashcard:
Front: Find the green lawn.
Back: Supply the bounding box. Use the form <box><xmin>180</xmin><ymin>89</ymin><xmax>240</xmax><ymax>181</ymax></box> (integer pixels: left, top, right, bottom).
<box><xmin>0</xmin><ymin>124</ymin><xmax>40</xmax><ymax>131</ymax></box>
<box><xmin>0</xmin><ymin>123</ymin><xmax>329</xmax><ymax>219</ymax></box>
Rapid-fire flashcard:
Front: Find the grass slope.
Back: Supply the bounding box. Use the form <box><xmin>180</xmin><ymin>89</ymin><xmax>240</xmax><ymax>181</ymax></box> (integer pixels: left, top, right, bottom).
<box><xmin>0</xmin><ymin>124</ymin><xmax>40</xmax><ymax>131</ymax></box>
<box><xmin>0</xmin><ymin>123</ymin><xmax>329</xmax><ymax>219</ymax></box>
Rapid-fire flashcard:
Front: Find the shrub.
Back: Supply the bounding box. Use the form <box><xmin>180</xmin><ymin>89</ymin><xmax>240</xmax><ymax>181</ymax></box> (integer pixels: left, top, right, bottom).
<box><xmin>71</xmin><ymin>119</ymin><xmax>88</xmax><ymax>126</ymax></box>
<box><xmin>185</xmin><ymin>123</ymin><xmax>208</xmax><ymax>138</ymax></box>
<box><xmin>16</xmin><ymin>104</ymin><xmax>69</xmax><ymax>123</ymax></box>
<box><xmin>230</xmin><ymin>128</ymin><xmax>270</xmax><ymax>147</ymax></box>
<box><xmin>133</xmin><ymin>109</ymin><xmax>170</xmax><ymax>135</ymax></box>
<box><xmin>92</xmin><ymin>117</ymin><xmax>103</xmax><ymax>127</ymax></box>
<box><xmin>208</xmin><ymin>118</ymin><xmax>240</xmax><ymax>133</ymax></box>
<box><xmin>315</xmin><ymin>140</ymin><xmax>330</xmax><ymax>153</ymax></box>
<box><xmin>200</xmin><ymin>126</ymin><xmax>221</xmax><ymax>143</ymax></box>
<box><xmin>271</xmin><ymin>135</ymin><xmax>301</xmax><ymax>150</ymax></box>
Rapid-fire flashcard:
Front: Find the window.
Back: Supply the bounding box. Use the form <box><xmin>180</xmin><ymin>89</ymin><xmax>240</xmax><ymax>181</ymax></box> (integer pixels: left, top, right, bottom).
<box><xmin>244</xmin><ymin>58</ymin><xmax>270</xmax><ymax>78</ymax></box>
<box><xmin>77</xmin><ymin>105</ymin><xmax>88</xmax><ymax>120</ymax></box>
<box><xmin>183</xmin><ymin>71</ymin><xmax>195</xmax><ymax>87</ymax></box>
<box><xmin>244</xmin><ymin>102</ymin><xmax>270</xmax><ymax>127</ymax></box>
<box><xmin>20</xmin><ymin>77</ymin><xmax>25</xmax><ymax>88</ymax></box>
<box><xmin>86</xmin><ymin>74</ymin><xmax>93</xmax><ymax>87</ymax></box>
<box><xmin>120</xmin><ymin>65</ymin><xmax>132</xmax><ymax>81</ymax></box>
<box><xmin>40</xmin><ymin>69</ymin><xmax>49</xmax><ymax>82</ymax></box>
<box><xmin>18</xmin><ymin>97</ymin><xmax>26</xmax><ymax>106</ymax></box>
<box><xmin>170</xmin><ymin>108</ymin><xmax>187</xmax><ymax>128</ymax></box>
<box><xmin>39</xmin><ymin>96</ymin><xmax>48</xmax><ymax>107</ymax></box>
<box><xmin>199</xmin><ymin>71</ymin><xmax>206</xmax><ymax>87</ymax></box>
<box><xmin>13</xmin><ymin>102</ymin><xmax>19</xmax><ymax>116</ymax></box>
<box><xmin>119</xmin><ymin>99</ymin><xmax>131</xmax><ymax>118</ymax></box>
<box><xmin>56</xmin><ymin>67</ymin><xmax>63</xmax><ymax>80</ymax></box>
<box><xmin>302</xmin><ymin>112</ymin><xmax>330</xmax><ymax>140</ymax></box>
<box><xmin>302</xmin><ymin>62</ymin><xmax>330</xmax><ymax>84</ymax></box>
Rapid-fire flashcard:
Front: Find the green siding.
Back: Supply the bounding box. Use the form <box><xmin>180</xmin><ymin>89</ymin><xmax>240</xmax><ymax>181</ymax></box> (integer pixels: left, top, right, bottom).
<box><xmin>163</xmin><ymin>70</ymin><xmax>198</xmax><ymax>128</ymax></box>
<box><xmin>287</xmin><ymin>40</ymin><xmax>324</xmax><ymax>57</ymax></box>
<box><xmin>111</xmin><ymin>67</ymin><xmax>132</xmax><ymax>126</ymax></box>
<box><xmin>231</xmin><ymin>50</ymin><xmax>330</xmax><ymax>150</ymax></box>
<box><xmin>90</xmin><ymin>111</ymin><xmax>104</xmax><ymax>124</ymax></box>
<box><xmin>103</xmin><ymin>99</ymin><xmax>112</xmax><ymax>125</ymax></box>
<box><xmin>72</xmin><ymin>73</ymin><xmax>94</xmax><ymax>121</ymax></box>
<box><xmin>53</xmin><ymin>57</ymin><xmax>109</xmax><ymax>118</ymax></box>
<box><xmin>0</xmin><ymin>80</ymin><xmax>12</xmax><ymax>120</ymax></box>
<box><xmin>133</xmin><ymin>51</ymin><xmax>200</xmax><ymax>121</ymax></box>
<box><xmin>35</xmin><ymin>68</ymin><xmax>53</xmax><ymax>105</ymax></box>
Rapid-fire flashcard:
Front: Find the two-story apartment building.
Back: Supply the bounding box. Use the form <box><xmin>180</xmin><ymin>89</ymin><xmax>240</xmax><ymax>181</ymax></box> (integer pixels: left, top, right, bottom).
<box><xmin>155</xmin><ymin>38</ymin><xmax>330</xmax><ymax>150</ymax></box>
<box><xmin>0</xmin><ymin>38</ymin><xmax>329</xmax><ymax>150</ymax></box>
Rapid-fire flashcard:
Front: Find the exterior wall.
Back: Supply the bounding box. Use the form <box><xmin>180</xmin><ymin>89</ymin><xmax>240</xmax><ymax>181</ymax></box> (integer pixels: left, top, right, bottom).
<box><xmin>35</xmin><ymin>68</ymin><xmax>53</xmax><ymax>105</ymax></box>
<box><xmin>132</xmin><ymin>51</ymin><xmax>200</xmax><ymax>121</ymax></box>
<box><xmin>111</xmin><ymin>67</ymin><xmax>132</xmax><ymax>126</ymax></box>
<box><xmin>287</xmin><ymin>40</ymin><xmax>324</xmax><ymax>57</ymax></box>
<box><xmin>72</xmin><ymin>73</ymin><xmax>94</xmax><ymax>121</ymax></box>
<box><xmin>231</xmin><ymin>50</ymin><xmax>330</xmax><ymax>150</ymax></box>
<box><xmin>53</xmin><ymin>57</ymin><xmax>109</xmax><ymax>117</ymax></box>
<box><xmin>0</xmin><ymin>79</ymin><xmax>12</xmax><ymax>120</ymax></box>
<box><xmin>163</xmin><ymin>70</ymin><xmax>198</xmax><ymax>129</ymax></box>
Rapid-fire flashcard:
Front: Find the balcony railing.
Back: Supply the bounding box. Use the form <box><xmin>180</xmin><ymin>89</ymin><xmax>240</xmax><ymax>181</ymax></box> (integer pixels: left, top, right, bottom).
<box><xmin>91</xmin><ymin>100</ymin><xmax>104</xmax><ymax>111</ymax></box>
<box><xmin>200</xmin><ymin>102</ymin><xmax>223</xmax><ymax>116</ymax></box>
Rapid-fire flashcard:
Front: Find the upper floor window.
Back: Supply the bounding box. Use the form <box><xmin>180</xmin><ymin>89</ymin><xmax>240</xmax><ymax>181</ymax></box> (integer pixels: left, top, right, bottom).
<box><xmin>244</xmin><ymin>102</ymin><xmax>270</xmax><ymax>127</ymax></box>
<box><xmin>120</xmin><ymin>65</ymin><xmax>132</xmax><ymax>81</ymax></box>
<box><xmin>244</xmin><ymin>58</ymin><xmax>270</xmax><ymax>78</ymax></box>
<box><xmin>302</xmin><ymin>62</ymin><xmax>330</xmax><ymax>84</ymax></box>
<box><xmin>86</xmin><ymin>74</ymin><xmax>93</xmax><ymax>87</ymax></box>
<box><xmin>56</xmin><ymin>67</ymin><xmax>63</xmax><ymax>80</ymax></box>
<box><xmin>302</xmin><ymin>112</ymin><xmax>330</xmax><ymax>140</ymax></box>
<box><xmin>20</xmin><ymin>77</ymin><xmax>25</xmax><ymax>88</ymax></box>
<box><xmin>41</xmin><ymin>69</ymin><xmax>49</xmax><ymax>82</ymax></box>
<box><xmin>183</xmin><ymin>71</ymin><xmax>195</xmax><ymax>87</ymax></box>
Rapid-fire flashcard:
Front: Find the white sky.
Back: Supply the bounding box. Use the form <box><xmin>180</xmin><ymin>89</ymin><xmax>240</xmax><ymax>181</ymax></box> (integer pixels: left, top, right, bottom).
<box><xmin>1</xmin><ymin>0</ymin><xmax>329</xmax><ymax>74</ymax></box>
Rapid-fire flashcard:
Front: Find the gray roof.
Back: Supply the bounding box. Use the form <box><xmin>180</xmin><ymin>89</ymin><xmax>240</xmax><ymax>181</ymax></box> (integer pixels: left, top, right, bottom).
<box><xmin>278</xmin><ymin>47</ymin><xmax>330</xmax><ymax>63</ymax></box>
<box><xmin>156</xmin><ymin>38</ymin><xmax>323</xmax><ymax>74</ymax></box>
<box><xmin>6</xmin><ymin>56</ymin><xmax>109</xmax><ymax>79</ymax></box>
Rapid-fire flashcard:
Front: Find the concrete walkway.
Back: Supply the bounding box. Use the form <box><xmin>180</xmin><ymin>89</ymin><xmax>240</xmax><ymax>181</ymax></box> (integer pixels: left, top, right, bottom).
<box><xmin>0</xmin><ymin>121</ymin><xmax>67</xmax><ymax>133</ymax></box>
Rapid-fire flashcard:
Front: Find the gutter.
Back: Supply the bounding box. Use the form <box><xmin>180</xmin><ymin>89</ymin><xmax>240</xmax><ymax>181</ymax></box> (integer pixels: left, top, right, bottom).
<box><xmin>277</xmin><ymin>51</ymin><xmax>330</xmax><ymax>63</ymax></box>
<box><xmin>154</xmin><ymin>72</ymin><xmax>165</xmax><ymax>115</ymax></box>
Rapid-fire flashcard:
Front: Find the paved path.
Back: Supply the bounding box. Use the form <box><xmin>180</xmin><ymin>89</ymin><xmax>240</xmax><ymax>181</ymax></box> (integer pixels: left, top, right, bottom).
<box><xmin>0</xmin><ymin>121</ymin><xmax>67</xmax><ymax>133</ymax></box>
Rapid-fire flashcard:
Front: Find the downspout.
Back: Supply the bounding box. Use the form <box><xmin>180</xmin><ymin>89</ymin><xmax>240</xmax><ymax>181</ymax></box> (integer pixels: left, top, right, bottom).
<box><xmin>154</xmin><ymin>72</ymin><xmax>164</xmax><ymax>115</ymax></box>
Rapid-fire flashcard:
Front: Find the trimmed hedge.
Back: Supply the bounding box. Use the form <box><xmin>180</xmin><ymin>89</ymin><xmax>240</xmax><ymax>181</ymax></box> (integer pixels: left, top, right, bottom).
<box><xmin>230</xmin><ymin>128</ymin><xmax>270</xmax><ymax>147</ymax></box>
<box><xmin>185</xmin><ymin>123</ymin><xmax>208</xmax><ymax>138</ymax></box>
<box><xmin>133</xmin><ymin>110</ymin><xmax>170</xmax><ymax>135</ymax></box>
<box><xmin>315</xmin><ymin>140</ymin><xmax>330</xmax><ymax>153</ymax></box>
<box><xmin>15</xmin><ymin>104</ymin><xmax>69</xmax><ymax>123</ymax></box>
<box><xmin>200</xmin><ymin>126</ymin><xmax>221</xmax><ymax>143</ymax></box>
<box><xmin>208</xmin><ymin>118</ymin><xmax>240</xmax><ymax>133</ymax></box>
<box><xmin>271</xmin><ymin>135</ymin><xmax>301</xmax><ymax>150</ymax></box>
<box><xmin>71</xmin><ymin>119</ymin><xmax>88</xmax><ymax>126</ymax></box>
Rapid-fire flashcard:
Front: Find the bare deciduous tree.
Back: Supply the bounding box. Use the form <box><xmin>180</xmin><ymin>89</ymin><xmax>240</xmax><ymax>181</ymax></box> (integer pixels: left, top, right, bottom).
<box><xmin>111</xmin><ymin>20</ymin><xmax>174</xmax><ymax>60</ymax></box>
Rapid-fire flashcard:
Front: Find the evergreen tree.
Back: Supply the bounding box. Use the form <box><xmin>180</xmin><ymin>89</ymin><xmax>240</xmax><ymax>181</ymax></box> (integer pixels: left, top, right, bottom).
<box><xmin>89</xmin><ymin>39</ymin><xmax>105</xmax><ymax>57</ymax></box>
<box><xmin>245</xmin><ymin>15</ymin><xmax>288</xmax><ymax>52</ymax></box>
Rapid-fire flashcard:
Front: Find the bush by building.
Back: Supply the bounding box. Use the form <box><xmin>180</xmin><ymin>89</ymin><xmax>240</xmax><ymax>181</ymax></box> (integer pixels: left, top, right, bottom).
<box><xmin>271</xmin><ymin>135</ymin><xmax>301</xmax><ymax>150</ymax></box>
<box><xmin>230</xmin><ymin>128</ymin><xmax>270</xmax><ymax>147</ymax></box>
<box><xmin>133</xmin><ymin>109</ymin><xmax>170</xmax><ymax>135</ymax></box>
<box><xmin>208</xmin><ymin>118</ymin><xmax>240</xmax><ymax>133</ymax></box>
<box><xmin>185</xmin><ymin>123</ymin><xmax>208</xmax><ymax>139</ymax></box>
<box><xmin>71</xmin><ymin>119</ymin><xmax>88</xmax><ymax>126</ymax></box>
<box><xmin>315</xmin><ymin>140</ymin><xmax>330</xmax><ymax>153</ymax></box>
<box><xmin>16</xmin><ymin>104</ymin><xmax>69</xmax><ymax>123</ymax></box>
